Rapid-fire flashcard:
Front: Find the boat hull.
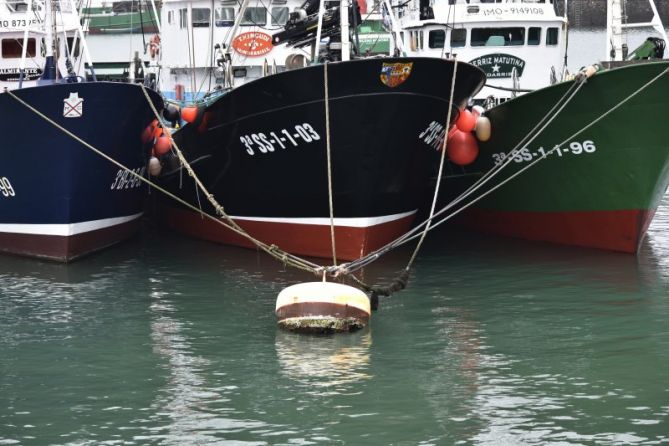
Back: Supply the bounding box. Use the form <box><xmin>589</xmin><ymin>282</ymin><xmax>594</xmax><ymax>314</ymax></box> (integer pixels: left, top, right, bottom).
<box><xmin>159</xmin><ymin>57</ymin><xmax>484</xmax><ymax>260</ymax></box>
<box><xmin>0</xmin><ymin>82</ymin><xmax>163</xmax><ymax>261</ymax></box>
<box><xmin>444</xmin><ymin>61</ymin><xmax>669</xmax><ymax>253</ymax></box>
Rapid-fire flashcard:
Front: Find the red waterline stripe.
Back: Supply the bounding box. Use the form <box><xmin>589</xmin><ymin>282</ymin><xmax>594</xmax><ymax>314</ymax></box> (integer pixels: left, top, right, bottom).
<box><xmin>162</xmin><ymin>207</ymin><xmax>416</xmax><ymax>261</ymax></box>
<box><xmin>456</xmin><ymin>208</ymin><xmax>656</xmax><ymax>254</ymax></box>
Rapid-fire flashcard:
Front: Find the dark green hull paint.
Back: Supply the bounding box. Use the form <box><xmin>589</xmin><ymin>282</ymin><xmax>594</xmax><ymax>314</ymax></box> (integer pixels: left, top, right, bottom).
<box><xmin>440</xmin><ymin>61</ymin><xmax>669</xmax><ymax>252</ymax></box>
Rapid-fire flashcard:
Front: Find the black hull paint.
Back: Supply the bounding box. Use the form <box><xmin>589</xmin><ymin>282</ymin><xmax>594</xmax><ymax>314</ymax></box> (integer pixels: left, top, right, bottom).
<box><xmin>158</xmin><ymin>58</ymin><xmax>485</xmax><ymax>259</ymax></box>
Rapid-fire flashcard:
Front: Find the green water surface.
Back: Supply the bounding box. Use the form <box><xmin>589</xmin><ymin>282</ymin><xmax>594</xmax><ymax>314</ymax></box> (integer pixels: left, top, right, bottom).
<box><xmin>2</xmin><ymin>197</ymin><xmax>669</xmax><ymax>445</ymax></box>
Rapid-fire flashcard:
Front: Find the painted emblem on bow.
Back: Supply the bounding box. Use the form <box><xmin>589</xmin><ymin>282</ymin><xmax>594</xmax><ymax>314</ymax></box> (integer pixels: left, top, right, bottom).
<box><xmin>63</xmin><ymin>92</ymin><xmax>84</xmax><ymax>118</ymax></box>
<box><xmin>380</xmin><ymin>62</ymin><xmax>413</xmax><ymax>88</ymax></box>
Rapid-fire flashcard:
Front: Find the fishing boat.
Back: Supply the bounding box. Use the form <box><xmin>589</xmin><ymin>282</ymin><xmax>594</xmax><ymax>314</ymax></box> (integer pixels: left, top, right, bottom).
<box><xmin>399</xmin><ymin>0</ymin><xmax>669</xmax><ymax>254</ymax></box>
<box><xmin>0</xmin><ymin>0</ymin><xmax>163</xmax><ymax>261</ymax></box>
<box><xmin>150</xmin><ymin>0</ymin><xmax>485</xmax><ymax>261</ymax></box>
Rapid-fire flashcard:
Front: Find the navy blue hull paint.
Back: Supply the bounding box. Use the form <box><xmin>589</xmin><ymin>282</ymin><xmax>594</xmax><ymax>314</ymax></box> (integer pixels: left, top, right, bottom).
<box><xmin>0</xmin><ymin>82</ymin><xmax>163</xmax><ymax>261</ymax></box>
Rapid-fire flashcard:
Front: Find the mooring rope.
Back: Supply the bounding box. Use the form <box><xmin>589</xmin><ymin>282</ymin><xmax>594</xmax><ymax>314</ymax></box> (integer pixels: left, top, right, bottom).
<box><xmin>6</xmin><ymin>85</ymin><xmax>323</xmax><ymax>275</ymax></box>
<box><xmin>383</xmin><ymin>65</ymin><xmax>669</xmax><ymax>251</ymax></box>
<box><xmin>405</xmin><ymin>58</ymin><xmax>459</xmax><ymax>270</ymax></box>
<box><xmin>335</xmin><ymin>65</ymin><xmax>669</xmax><ymax>275</ymax></box>
<box><xmin>137</xmin><ymin>85</ymin><xmax>327</xmax><ymax>274</ymax></box>
<box><xmin>333</xmin><ymin>72</ymin><xmax>587</xmax><ymax>275</ymax></box>
<box><xmin>346</xmin><ymin>58</ymin><xmax>461</xmax><ymax>297</ymax></box>
<box><xmin>323</xmin><ymin>62</ymin><xmax>338</xmax><ymax>266</ymax></box>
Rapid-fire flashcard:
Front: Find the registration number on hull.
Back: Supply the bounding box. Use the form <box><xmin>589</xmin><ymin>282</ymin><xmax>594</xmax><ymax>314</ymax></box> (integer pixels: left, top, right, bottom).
<box><xmin>492</xmin><ymin>141</ymin><xmax>597</xmax><ymax>165</ymax></box>
<box><xmin>240</xmin><ymin>123</ymin><xmax>321</xmax><ymax>156</ymax></box>
<box><xmin>0</xmin><ymin>177</ymin><xmax>15</xmax><ymax>197</ymax></box>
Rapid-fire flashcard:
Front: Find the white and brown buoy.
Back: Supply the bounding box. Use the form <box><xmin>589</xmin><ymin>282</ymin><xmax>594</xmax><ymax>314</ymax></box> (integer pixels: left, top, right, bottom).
<box><xmin>275</xmin><ymin>282</ymin><xmax>371</xmax><ymax>334</ymax></box>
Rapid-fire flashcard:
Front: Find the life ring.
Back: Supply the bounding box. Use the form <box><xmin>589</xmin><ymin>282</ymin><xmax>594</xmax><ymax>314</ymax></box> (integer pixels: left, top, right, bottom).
<box><xmin>149</xmin><ymin>34</ymin><xmax>160</xmax><ymax>59</ymax></box>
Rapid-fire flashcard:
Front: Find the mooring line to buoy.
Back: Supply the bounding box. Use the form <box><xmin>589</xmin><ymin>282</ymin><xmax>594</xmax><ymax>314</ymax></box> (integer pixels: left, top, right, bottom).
<box><xmin>138</xmin><ymin>85</ymin><xmax>330</xmax><ymax>274</ymax></box>
<box><xmin>404</xmin><ymin>58</ymin><xmax>459</xmax><ymax>271</ymax></box>
<box><xmin>396</xmin><ymin>65</ymin><xmax>669</xmax><ymax>246</ymax></box>
<box><xmin>7</xmin><ymin>85</ymin><xmax>323</xmax><ymax>275</ymax></box>
<box><xmin>331</xmin><ymin>71</ymin><xmax>587</xmax><ymax>275</ymax></box>
<box><xmin>323</xmin><ymin>62</ymin><xmax>337</xmax><ymax>267</ymax></box>
<box><xmin>337</xmin><ymin>65</ymin><xmax>669</xmax><ymax>275</ymax></box>
<box><xmin>422</xmin><ymin>73</ymin><xmax>589</xmax><ymax>229</ymax></box>
<box><xmin>339</xmin><ymin>58</ymin><xmax>462</xmax><ymax>297</ymax></box>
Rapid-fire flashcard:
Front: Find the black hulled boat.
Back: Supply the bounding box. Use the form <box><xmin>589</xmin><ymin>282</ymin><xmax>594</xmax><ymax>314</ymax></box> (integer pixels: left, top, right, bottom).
<box><xmin>158</xmin><ymin>56</ymin><xmax>484</xmax><ymax>260</ymax></box>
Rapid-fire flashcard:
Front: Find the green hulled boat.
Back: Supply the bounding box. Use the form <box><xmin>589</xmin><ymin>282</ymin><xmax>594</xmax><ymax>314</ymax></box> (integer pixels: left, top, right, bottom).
<box><xmin>448</xmin><ymin>61</ymin><xmax>669</xmax><ymax>254</ymax></box>
<box><xmin>401</xmin><ymin>0</ymin><xmax>669</xmax><ymax>253</ymax></box>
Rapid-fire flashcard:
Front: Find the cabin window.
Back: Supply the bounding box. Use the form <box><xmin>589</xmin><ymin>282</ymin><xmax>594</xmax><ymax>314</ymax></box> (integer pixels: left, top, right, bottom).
<box><xmin>216</xmin><ymin>7</ymin><xmax>235</xmax><ymax>26</ymax></box>
<box><xmin>428</xmin><ymin>30</ymin><xmax>445</xmax><ymax>49</ymax></box>
<box><xmin>547</xmin><ymin>27</ymin><xmax>559</xmax><ymax>45</ymax></box>
<box><xmin>450</xmin><ymin>28</ymin><xmax>466</xmax><ymax>47</ymax></box>
<box><xmin>409</xmin><ymin>30</ymin><xmax>421</xmax><ymax>50</ymax></box>
<box><xmin>167</xmin><ymin>10</ymin><xmax>174</xmax><ymax>25</ymax></box>
<box><xmin>6</xmin><ymin>0</ymin><xmax>28</xmax><ymax>12</ymax></box>
<box><xmin>179</xmin><ymin>8</ymin><xmax>188</xmax><ymax>29</ymax></box>
<box><xmin>471</xmin><ymin>27</ymin><xmax>525</xmax><ymax>46</ymax></box>
<box><xmin>241</xmin><ymin>7</ymin><xmax>267</xmax><ymax>26</ymax></box>
<box><xmin>528</xmin><ymin>27</ymin><xmax>541</xmax><ymax>45</ymax></box>
<box><xmin>271</xmin><ymin>7</ymin><xmax>290</xmax><ymax>26</ymax></box>
<box><xmin>192</xmin><ymin>8</ymin><xmax>211</xmax><ymax>27</ymax></box>
<box><xmin>1</xmin><ymin>38</ymin><xmax>36</xmax><ymax>58</ymax></box>
<box><xmin>54</xmin><ymin>1</ymin><xmax>71</xmax><ymax>12</ymax></box>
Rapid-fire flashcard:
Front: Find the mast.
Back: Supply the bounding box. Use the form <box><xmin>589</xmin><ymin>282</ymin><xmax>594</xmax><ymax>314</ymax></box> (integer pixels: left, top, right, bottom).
<box><xmin>41</xmin><ymin>0</ymin><xmax>59</xmax><ymax>81</ymax></box>
<box><xmin>606</xmin><ymin>0</ymin><xmax>669</xmax><ymax>61</ymax></box>
<box><xmin>150</xmin><ymin>0</ymin><xmax>162</xmax><ymax>35</ymax></box>
<box><xmin>606</xmin><ymin>0</ymin><xmax>625</xmax><ymax>60</ymax></box>
<box><xmin>563</xmin><ymin>0</ymin><xmax>569</xmax><ymax>72</ymax></box>
<box><xmin>382</xmin><ymin>0</ymin><xmax>403</xmax><ymax>56</ymax></box>
<box><xmin>314</xmin><ymin>0</ymin><xmax>326</xmax><ymax>62</ymax></box>
<box><xmin>18</xmin><ymin>0</ymin><xmax>33</xmax><ymax>88</ymax></box>
<box><xmin>341</xmin><ymin>0</ymin><xmax>350</xmax><ymax>61</ymax></box>
<box><xmin>68</xmin><ymin>0</ymin><xmax>97</xmax><ymax>80</ymax></box>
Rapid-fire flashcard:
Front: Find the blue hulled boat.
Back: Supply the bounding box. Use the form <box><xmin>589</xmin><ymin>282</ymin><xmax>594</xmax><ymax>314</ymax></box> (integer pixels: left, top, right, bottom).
<box><xmin>0</xmin><ymin>0</ymin><xmax>162</xmax><ymax>261</ymax></box>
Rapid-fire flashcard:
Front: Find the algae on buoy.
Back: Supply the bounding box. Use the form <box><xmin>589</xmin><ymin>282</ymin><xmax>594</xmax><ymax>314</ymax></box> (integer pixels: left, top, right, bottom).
<box><xmin>275</xmin><ymin>282</ymin><xmax>371</xmax><ymax>334</ymax></box>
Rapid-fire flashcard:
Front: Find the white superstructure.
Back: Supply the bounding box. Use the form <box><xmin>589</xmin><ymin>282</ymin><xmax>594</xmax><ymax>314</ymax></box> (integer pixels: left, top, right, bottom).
<box><xmin>158</xmin><ymin>0</ymin><xmax>310</xmax><ymax>101</ymax></box>
<box><xmin>0</xmin><ymin>0</ymin><xmax>88</xmax><ymax>90</ymax></box>
<box><xmin>398</xmin><ymin>0</ymin><xmax>567</xmax><ymax>103</ymax></box>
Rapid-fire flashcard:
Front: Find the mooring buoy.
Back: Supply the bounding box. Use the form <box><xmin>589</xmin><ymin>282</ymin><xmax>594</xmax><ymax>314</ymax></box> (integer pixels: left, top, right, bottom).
<box><xmin>275</xmin><ymin>282</ymin><xmax>371</xmax><ymax>334</ymax></box>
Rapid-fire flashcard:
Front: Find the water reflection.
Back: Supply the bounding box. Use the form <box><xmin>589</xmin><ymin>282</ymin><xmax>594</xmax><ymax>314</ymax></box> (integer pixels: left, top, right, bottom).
<box><xmin>275</xmin><ymin>330</ymin><xmax>372</xmax><ymax>396</ymax></box>
<box><xmin>146</xmin><ymin>274</ymin><xmax>270</xmax><ymax>444</ymax></box>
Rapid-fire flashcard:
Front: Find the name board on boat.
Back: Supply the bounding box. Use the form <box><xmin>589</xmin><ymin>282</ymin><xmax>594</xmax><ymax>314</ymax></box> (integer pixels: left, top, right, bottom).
<box><xmin>232</xmin><ymin>32</ymin><xmax>273</xmax><ymax>57</ymax></box>
<box><xmin>469</xmin><ymin>53</ymin><xmax>525</xmax><ymax>78</ymax></box>
<box><xmin>478</xmin><ymin>5</ymin><xmax>546</xmax><ymax>17</ymax></box>
<box><xmin>0</xmin><ymin>67</ymin><xmax>42</xmax><ymax>82</ymax></box>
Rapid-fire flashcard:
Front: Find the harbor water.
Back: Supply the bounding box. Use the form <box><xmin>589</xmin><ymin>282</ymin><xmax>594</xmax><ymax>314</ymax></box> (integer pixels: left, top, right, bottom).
<box><xmin>3</xmin><ymin>30</ymin><xmax>669</xmax><ymax>445</ymax></box>
<box><xmin>2</xmin><ymin>197</ymin><xmax>669</xmax><ymax>445</ymax></box>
